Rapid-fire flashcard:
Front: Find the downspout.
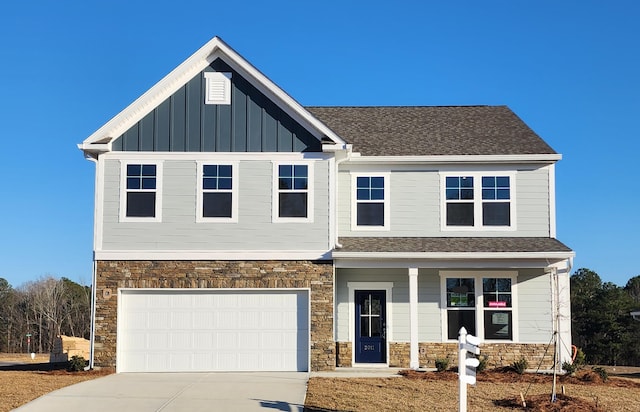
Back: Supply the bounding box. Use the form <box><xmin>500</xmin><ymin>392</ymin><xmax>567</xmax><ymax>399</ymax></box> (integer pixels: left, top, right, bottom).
<box><xmin>324</xmin><ymin>144</ymin><xmax>352</xmax><ymax>249</ymax></box>
<box><xmin>85</xmin><ymin>153</ymin><xmax>99</xmax><ymax>370</ymax></box>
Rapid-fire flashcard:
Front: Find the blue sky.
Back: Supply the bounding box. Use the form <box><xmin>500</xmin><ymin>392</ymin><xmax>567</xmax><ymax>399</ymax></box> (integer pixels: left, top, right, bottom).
<box><xmin>0</xmin><ymin>1</ymin><xmax>638</xmax><ymax>288</ymax></box>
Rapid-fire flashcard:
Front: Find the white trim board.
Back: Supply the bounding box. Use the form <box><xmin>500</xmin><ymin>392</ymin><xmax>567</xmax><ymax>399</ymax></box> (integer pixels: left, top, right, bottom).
<box><xmin>94</xmin><ymin>250</ymin><xmax>332</xmax><ymax>261</ymax></box>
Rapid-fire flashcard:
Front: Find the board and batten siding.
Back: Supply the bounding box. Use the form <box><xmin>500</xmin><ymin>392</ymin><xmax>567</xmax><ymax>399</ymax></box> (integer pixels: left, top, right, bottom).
<box><xmin>111</xmin><ymin>59</ymin><xmax>321</xmax><ymax>153</ymax></box>
<box><xmin>100</xmin><ymin>158</ymin><xmax>330</xmax><ymax>251</ymax></box>
<box><xmin>517</xmin><ymin>269</ymin><xmax>553</xmax><ymax>342</ymax></box>
<box><xmin>337</xmin><ymin>165</ymin><xmax>550</xmax><ymax>237</ymax></box>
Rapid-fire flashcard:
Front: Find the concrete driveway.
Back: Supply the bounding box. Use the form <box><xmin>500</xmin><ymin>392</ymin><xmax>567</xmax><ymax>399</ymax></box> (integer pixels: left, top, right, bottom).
<box><xmin>14</xmin><ymin>372</ymin><xmax>308</xmax><ymax>412</ymax></box>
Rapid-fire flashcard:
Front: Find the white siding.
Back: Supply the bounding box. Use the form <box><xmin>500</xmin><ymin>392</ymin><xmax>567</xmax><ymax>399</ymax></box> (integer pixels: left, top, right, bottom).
<box><xmin>100</xmin><ymin>158</ymin><xmax>331</xmax><ymax>252</ymax></box>
<box><xmin>517</xmin><ymin>269</ymin><xmax>553</xmax><ymax>342</ymax></box>
<box><xmin>338</xmin><ymin>164</ymin><xmax>551</xmax><ymax>237</ymax></box>
<box><xmin>418</xmin><ymin>269</ymin><xmax>442</xmax><ymax>341</ymax></box>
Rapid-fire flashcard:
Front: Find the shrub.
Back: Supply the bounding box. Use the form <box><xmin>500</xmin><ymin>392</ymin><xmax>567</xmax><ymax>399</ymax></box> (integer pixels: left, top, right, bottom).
<box><xmin>67</xmin><ymin>355</ymin><xmax>87</xmax><ymax>372</ymax></box>
<box><xmin>477</xmin><ymin>355</ymin><xmax>488</xmax><ymax>373</ymax></box>
<box><xmin>591</xmin><ymin>366</ymin><xmax>608</xmax><ymax>382</ymax></box>
<box><xmin>574</xmin><ymin>348</ymin><xmax>586</xmax><ymax>367</ymax></box>
<box><xmin>562</xmin><ymin>361</ymin><xmax>578</xmax><ymax>375</ymax></box>
<box><xmin>510</xmin><ymin>357</ymin><xmax>528</xmax><ymax>374</ymax></box>
<box><xmin>435</xmin><ymin>358</ymin><xmax>450</xmax><ymax>372</ymax></box>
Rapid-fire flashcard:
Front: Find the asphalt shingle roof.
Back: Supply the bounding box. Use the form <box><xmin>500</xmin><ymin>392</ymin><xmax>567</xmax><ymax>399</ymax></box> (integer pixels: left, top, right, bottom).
<box><xmin>336</xmin><ymin>237</ymin><xmax>572</xmax><ymax>253</ymax></box>
<box><xmin>306</xmin><ymin>106</ymin><xmax>556</xmax><ymax>157</ymax></box>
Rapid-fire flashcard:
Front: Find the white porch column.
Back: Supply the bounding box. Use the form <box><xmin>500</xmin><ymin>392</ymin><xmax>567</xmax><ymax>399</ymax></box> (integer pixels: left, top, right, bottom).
<box><xmin>409</xmin><ymin>267</ymin><xmax>419</xmax><ymax>369</ymax></box>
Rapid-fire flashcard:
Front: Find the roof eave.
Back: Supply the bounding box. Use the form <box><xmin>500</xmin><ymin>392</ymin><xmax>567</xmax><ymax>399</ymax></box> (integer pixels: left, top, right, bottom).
<box><xmin>332</xmin><ymin>251</ymin><xmax>575</xmax><ymax>262</ymax></box>
<box><xmin>345</xmin><ymin>153</ymin><xmax>562</xmax><ymax>164</ymax></box>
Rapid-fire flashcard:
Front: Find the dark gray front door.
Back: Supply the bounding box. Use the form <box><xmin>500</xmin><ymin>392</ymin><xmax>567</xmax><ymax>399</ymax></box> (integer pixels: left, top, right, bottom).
<box><xmin>355</xmin><ymin>290</ymin><xmax>386</xmax><ymax>363</ymax></box>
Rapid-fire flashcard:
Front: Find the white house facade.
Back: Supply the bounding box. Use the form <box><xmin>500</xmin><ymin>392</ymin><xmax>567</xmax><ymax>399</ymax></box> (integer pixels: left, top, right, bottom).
<box><xmin>80</xmin><ymin>37</ymin><xmax>574</xmax><ymax>372</ymax></box>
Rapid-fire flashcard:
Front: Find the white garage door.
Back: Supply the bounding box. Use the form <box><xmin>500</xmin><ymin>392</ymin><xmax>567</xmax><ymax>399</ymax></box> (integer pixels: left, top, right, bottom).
<box><xmin>118</xmin><ymin>289</ymin><xmax>309</xmax><ymax>372</ymax></box>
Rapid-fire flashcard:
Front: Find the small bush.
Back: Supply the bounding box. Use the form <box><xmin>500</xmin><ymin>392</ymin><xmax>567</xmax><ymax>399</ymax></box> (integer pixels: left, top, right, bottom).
<box><xmin>67</xmin><ymin>355</ymin><xmax>87</xmax><ymax>372</ymax></box>
<box><xmin>476</xmin><ymin>355</ymin><xmax>488</xmax><ymax>373</ymax></box>
<box><xmin>591</xmin><ymin>366</ymin><xmax>608</xmax><ymax>382</ymax></box>
<box><xmin>574</xmin><ymin>348</ymin><xmax>586</xmax><ymax>367</ymax></box>
<box><xmin>510</xmin><ymin>357</ymin><xmax>528</xmax><ymax>374</ymax></box>
<box><xmin>562</xmin><ymin>361</ymin><xmax>578</xmax><ymax>375</ymax></box>
<box><xmin>435</xmin><ymin>357</ymin><xmax>450</xmax><ymax>372</ymax></box>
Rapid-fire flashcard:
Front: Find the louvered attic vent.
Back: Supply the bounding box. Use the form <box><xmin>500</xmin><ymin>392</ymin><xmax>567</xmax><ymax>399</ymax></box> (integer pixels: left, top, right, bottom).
<box><xmin>204</xmin><ymin>72</ymin><xmax>231</xmax><ymax>105</ymax></box>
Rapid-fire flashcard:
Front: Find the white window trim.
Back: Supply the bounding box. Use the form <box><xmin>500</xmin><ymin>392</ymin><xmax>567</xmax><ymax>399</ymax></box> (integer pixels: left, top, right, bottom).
<box><xmin>439</xmin><ymin>271</ymin><xmax>519</xmax><ymax>343</ymax></box>
<box><xmin>119</xmin><ymin>161</ymin><xmax>163</xmax><ymax>223</ymax></box>
<box><xmin>196</xmin><ymin>161</ymin><xmax>239</xmax><ymax>223</ymax></box>
<box><xmin>439</xmin><ymin>171</ymin><xmax>517</xmax><ymax>231</ymax></box>
<box><xmin>272</xmin><ymin>161</ymin><xmax>314</xmax><ymax>223</ymax></box>
<box><xmin>347</xmin><ymin>281</ymin><xmax>394</xmax><ymax>366</ymax></box>
<box><xmin>204</xmin><ymin>72</ymin><xmax>231</xmax><ymax>105</ymax></box>
<box><xmin>350</xmin><ymin>172</ymin><xmax>391</xmax><ymax>231</ymax></box>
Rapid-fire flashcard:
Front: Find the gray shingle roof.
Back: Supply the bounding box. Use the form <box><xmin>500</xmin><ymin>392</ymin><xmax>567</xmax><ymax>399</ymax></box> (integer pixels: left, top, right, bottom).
<box><xmin>336</xmin><ymin>237</ymin><xmax>572</xmax><ymax>253</ymax></box>
<box><xmin>306</xmin><ymin>106</ymin><xmax>556</xmax><ymax>157</ymax></box>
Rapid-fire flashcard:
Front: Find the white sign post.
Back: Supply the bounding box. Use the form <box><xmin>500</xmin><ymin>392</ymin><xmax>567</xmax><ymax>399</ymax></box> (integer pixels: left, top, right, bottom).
<box><xmin>458</xmin><ymin>327</ymin><xmax>480</xmax><ymax>412</ymax></box>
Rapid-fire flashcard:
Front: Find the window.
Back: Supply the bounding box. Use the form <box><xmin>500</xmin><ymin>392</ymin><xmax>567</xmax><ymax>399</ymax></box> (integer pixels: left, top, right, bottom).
<box><xmin>352</xmin><ymin>174</ymin><xmax>390</xmax><ymax>230</ymax></box>
<box><xmin>441</xmin><ymin>272</ymin><xmax>517</xmax><ymax>341</ymax></box>
<box><xmin>445</xmin><ymin>278</ymin><xmax>476</xmax><ymax>340</ymax></box>
<box><xmin>273</xmin><ymin>163</ymin><xmax>313</xmax><ymax>222</ymax></box>
<box><xmin>442</xmin><ymin>173</ymin><xmax>515</xmax><ymax>230</ymax></box>
<box><xmin>197</xmin><ymin>163</ymin><xmax>238</xmax><ymax>222</ymax></box>
<box><xmin>482</xmin><ymin>176</ymin><xmax>510</xmax><ymax>226</ymax></box>
<box><xmin>482</xmin><ymin>278</ymin><xmax>513</xmax><ymax>340</ymax></box>
<box><xmin>445</xmin><ymin>176</ymin><xmax>474</xmax><ymax>226</ymax></box>
<box><xmin>121</xmin><ymin>163</ymin><xmax>162</xmax><ymax>221</ymax></box>
<box><xmin>357</xmin><ymin>176</ymin><xmax>384</xmax><ymax>226</ymax></box>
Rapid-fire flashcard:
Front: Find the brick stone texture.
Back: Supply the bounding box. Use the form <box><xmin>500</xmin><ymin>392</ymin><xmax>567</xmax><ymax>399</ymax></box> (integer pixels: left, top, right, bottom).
<box><xmin>336</xmin><ymin>341</ymin><xmax>352</xmax><ymax>367</ymax></box>
<box><xmin>418</xmin><ymin>342</ymin><xmax>555</xmax><ymax>370</ymax></box>
<box><xmin>94</xmin><ymin>260</ymin><xmax>335</xmax><ymax>371</ymax></box>
<box><xmin>337</xmin><ymin>341</ymin><xmax>554</xmax><ymax>369</ymax></box>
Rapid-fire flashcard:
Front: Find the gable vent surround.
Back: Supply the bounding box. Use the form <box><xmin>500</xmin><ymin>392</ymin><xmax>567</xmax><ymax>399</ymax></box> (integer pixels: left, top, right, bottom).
<box><xmin>204</xmin><ymin>72</ymin><xmax>231</xmax><ymax>105</ymax></box>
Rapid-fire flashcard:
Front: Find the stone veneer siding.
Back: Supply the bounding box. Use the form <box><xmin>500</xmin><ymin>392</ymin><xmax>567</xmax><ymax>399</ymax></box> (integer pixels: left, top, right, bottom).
<box><xmin>336</xmin><ymin>342</ymin><xmax>352</xmax><ymax>367</ymax></box>
<box><xmin>420</xmin><ymin>342</ymin><xmax>555</xmax><ymax>370</ymax></box>
<box><xmin>337</xmin><ymin>341</ymin><xmax>554</xmax><ymax>370</ymax></box>
<box><xmin>94</xmin><ymin>260</ymin><xmax>335</xmax><ymax>371</ymax></box>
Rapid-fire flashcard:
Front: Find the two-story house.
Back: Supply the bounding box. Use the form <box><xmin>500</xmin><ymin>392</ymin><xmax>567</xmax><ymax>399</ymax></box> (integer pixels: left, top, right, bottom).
<box><xmin>79</xmin><ymin>37</ymin><xmax>574</xmax><ymax>373</ymax></box>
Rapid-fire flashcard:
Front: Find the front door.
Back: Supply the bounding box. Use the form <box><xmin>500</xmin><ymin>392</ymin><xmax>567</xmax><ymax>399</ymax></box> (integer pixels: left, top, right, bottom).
<box><xmin>355</xmin><ymin>290</ymin><xmax>386</xmax><ymax>363</ymax></box>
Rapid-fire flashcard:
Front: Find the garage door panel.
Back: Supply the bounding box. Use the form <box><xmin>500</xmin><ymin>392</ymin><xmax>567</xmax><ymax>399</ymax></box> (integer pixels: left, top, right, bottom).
<box><xmin>119</xmin><ymin>290</ymin><xmax>309</xmax><ymax>372</ymax></box>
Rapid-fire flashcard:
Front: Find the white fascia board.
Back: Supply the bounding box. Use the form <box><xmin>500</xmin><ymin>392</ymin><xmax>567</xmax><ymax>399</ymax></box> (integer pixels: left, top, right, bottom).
<box><xmin>345</xmin><ymin>154</ymin><xmax>562</xmax><ymax>165</ymax></box>
<box><xmin>94</xmin><ymin>250</ymin><xmax>332</xmax><ymax>261</ymax></box>
<box><xmin>100</xmin><ymin>151</ymin><xmax>333</xmax><ymax>161</ymax></box>
<box><xmin>80</xmin><ymin>37</ymin><xmax>345</xmax><ymax>156</ymax></box>
<box><xmin>332</xmin><ymin>251</ymin><xmax>575</xmax><ymax>261</ymax></box>
<box><xmin>334</xmin><ymin>256</ymin><xmax>574</xmax><ymax>270</ymax></box>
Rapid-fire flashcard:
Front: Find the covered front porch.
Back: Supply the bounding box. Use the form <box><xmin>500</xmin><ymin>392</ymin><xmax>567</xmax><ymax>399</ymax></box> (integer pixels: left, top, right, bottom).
<box><xmin>332</xmin><ymin>237</ymin><xmax>574</xmax><ymax>370</ymax></box>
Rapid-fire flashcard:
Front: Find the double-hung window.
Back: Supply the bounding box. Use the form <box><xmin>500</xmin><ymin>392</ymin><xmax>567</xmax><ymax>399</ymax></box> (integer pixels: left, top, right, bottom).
<box><xmin>273</xmin><ymin>163</ymin><xmax>313</xmax><ymax>222</ymax></box>
<box><xmin>197</xmin><ymin>162</ymin><xmax>237</xmax><ymax>222</ymax></box>
<box><xmin>121</xmin><ymin>162</ymin><xmax>162</xmax><ymax>221</ymax></box>
<box><xmin>353</xmin><ymin>174</ymin><xmax>389</xmax><ymax>229</ymax></box>
<box><xmin>441</xmin><ymin>272</ymin><xmax>517</xmax><ymax>341</ymax></box>
<box><xmin>442</xmin><ymin>172</ymin><xmax>515</xmax><ymax>230</ymax></box>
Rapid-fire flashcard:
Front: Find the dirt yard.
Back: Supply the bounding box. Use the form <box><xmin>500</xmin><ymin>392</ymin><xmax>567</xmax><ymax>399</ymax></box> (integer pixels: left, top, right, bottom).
<box><xmin>2</xmin><ymin>354</ymin><xmax>639</xmax><ymax>412</ymax></box>
<box><xmin>0</xmin><ymin>353</ymin><xmax>112</xmax><ymax>412</ymax></box>
<box><xmin>305</xmin><ymin>368</ymin><xmax>640</xmax><ymax>411</ymax></box>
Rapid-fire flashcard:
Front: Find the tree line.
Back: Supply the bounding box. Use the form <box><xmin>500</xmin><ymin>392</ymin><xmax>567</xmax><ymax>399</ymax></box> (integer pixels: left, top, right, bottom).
<box><xmin>0</xmin><ymin>276</ymin><xmax>90</xmax><ymax>353</ymax></box>
<box><xmin>571</xmin><ymin>268</ymin><xmax>640</xmax><ymax>366</ymax></box>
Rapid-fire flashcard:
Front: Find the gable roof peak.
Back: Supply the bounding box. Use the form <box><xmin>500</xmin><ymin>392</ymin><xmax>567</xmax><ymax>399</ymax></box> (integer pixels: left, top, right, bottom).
<box><xmin>79</xmin><ymin>36</ymin><xmax>344</xmax><ymax>156</ymax></box>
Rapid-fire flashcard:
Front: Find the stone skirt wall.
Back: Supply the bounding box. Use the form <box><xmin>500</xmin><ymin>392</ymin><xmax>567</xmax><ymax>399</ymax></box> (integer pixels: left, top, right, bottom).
<box><xmin>94</xmin><ymin>260</ymin><xmax>335</xmax><ymax>371</ymax></box>
<box><xmin>337</xmin><ymin>341</ymin><xmax>554</xmax><ymax>370</ymax></box>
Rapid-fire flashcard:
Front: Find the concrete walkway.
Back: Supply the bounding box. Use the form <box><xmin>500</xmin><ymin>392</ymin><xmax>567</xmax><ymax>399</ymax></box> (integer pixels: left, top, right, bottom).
<box><xmin>15</xmin><ymin>372</ymin><xmax>308</xmax><ymax>412</ymax></box>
